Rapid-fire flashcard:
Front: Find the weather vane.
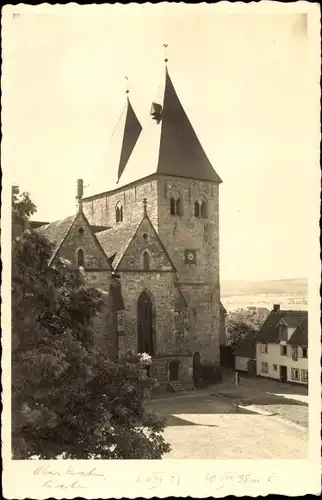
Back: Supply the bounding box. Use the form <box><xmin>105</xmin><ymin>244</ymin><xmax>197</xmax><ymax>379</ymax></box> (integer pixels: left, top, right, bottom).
<box><xmin>163</xmin><ymin>43</ymin><xmax>168</xmax><ymax>63</ymax></box>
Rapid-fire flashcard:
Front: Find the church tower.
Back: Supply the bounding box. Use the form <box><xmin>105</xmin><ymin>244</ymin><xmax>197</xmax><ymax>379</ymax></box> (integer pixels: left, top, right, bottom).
<box><xmin>82</xmin><ymin>60</ymin><xmax>222</xmax><ymax>368</ymax></box>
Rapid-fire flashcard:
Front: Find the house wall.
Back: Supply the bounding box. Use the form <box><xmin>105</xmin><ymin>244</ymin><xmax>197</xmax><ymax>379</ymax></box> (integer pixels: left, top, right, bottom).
<box><xmin>235</xmin><ymin>356</ymin><xmax>249</xmax><ymax>372</ymax></box>
<box><xmin>256</xmin><ymin>343</ymin><xmax>308</xmax><ymax>384</ymax></box>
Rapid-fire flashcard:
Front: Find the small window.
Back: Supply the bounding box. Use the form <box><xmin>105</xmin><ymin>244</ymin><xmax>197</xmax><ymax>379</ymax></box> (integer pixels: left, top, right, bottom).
<box><xmin>194</xmin><ymin>201</ymin><xmax>200</xmax><ymax>217</ymax></box>
<box><xmin>280</xmin><ymin>345</ymin><xmax>287</xmax><ymax>356</ymax></box>
<box><xmin>302</xmin><ymin>347</ymin><xmax>308</xmax><ymax>358</ymax></box>
<box><xmin>78</xmin><ymin>227</ymin><xmax>84</xmax><ymax>236</ymax></box>
<box><xmin>273</xmin><ymin>364</ymin><xmax>278</xmax><ymax>371</ymax></box>
<box><xmin>143</xmin><ymin>251</ymin><xmax>150</xmax><ymax>270</ymax></box>
<box><xmin>261</xmin><ymin>362</ymin><xmax>268</xmax><ymax>374</ymax></box>
<box><xmin>116</xmin><ymin>203</ymin><xmax>123</xmax><ymax>223</ymax></box>
<box><xmin>170</xmin><ymin>197</ymin><xmax>176</xmax><ymax>215</ymax></box>
<box><xmin>175</xmin><ymin>198</ymin><xmax>182</xmax><ymax>216</ymax></box>
<box><xmin>200</xmin><ymin>201</ymin><xmax>207</xmax><ymax>218</ymax></box>
<box><xmin>77</xmin><ymin>249</ymin><xmax>84</xmax><ymax>267</ymax></box>
<box><xmin>261</xmin><ymin>343</ymin><xmax>268</xmax><ymax>354</ymax></box>
<box><xmin>301</xmin><ymin>369</ymin><xmax>308</xmax><ymax>383</ymax></box>
<box><xmin>291</xmin><ymin>346</ymin><xmax>298</xmax><ymax>361</ymax></box>
<box><xmin>291</xmin><ymin>368</ymin><xmax>300</xmax><ymax>381</ymax></box>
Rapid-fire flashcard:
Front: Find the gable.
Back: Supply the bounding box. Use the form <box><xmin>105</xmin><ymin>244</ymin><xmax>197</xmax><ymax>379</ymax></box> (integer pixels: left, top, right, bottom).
<box><xmin>117</xmin><ymin>216</ymin><xmax>175</xmax><ymax>272</ymax></box>
<box><xmin>53</xmin><ymin>212</ymin><xmax>113</xmax><ymax>270</ymax></box>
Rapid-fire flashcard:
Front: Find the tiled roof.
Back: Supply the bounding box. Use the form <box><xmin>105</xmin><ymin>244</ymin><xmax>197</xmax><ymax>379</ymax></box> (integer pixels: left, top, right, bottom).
<box><xmin>233</xmin><ymin>331</ymin><xmax>257</xmax><ymax>358</ymax></box>
<box><xmin>256</xmin><ymin>309</ymin><xmax>308</xmax><ymax>344</ymax></box>
<box><xmin>96</xmin><ymin>220</ymin><xmax>139</xmax><ymax>268</ymax></box>
<box><xmin>35</xmin><ymin>215</ymin><xmax>76</xmax><ymax>264</ymax></box>
<box><xmin>287</xmin><ymin>317</ymin><xmax>308</xmax><ymax>347</ymax></box>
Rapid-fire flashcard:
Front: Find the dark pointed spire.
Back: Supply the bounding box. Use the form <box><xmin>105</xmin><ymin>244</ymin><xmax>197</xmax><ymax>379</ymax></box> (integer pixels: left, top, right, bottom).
<box><xmin>117</xmin><ymin>92</ymin><xmax>142</xmax><ymax>182</ymax></box>
<box><xmin>155</xmin><ymin>67</ymin><xmax>222</xmax><ymax>183</ymax></box>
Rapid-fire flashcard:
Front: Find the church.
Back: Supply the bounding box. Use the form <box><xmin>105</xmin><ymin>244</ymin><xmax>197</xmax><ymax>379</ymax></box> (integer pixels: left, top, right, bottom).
<box><xmin>35</xmin><ymin>64</ymin><xmax>224</xmax><ymax>391</ymax></box>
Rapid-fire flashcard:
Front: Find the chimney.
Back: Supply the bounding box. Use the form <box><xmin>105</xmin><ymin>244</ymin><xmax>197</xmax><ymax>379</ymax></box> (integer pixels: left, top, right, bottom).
<box><xmin>76</xmin><ymin>179</ymin><xmax>84</xmax><ymax>213</ymax></box>
<box><xmin>273</xmin><ymin>304</ymin><xmax>280</xmax><ymax>312</ymax></box>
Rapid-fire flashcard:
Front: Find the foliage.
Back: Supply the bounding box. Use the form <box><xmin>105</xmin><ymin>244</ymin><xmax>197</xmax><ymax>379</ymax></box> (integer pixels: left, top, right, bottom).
<box><xmin>224</xmin><ymin>308</ymin><xmax>269</xmax><ymax>349</ymax></box>
<box><xmin>12</xmin><ymin>187</ymin><xmax>171</xmax><ymax>459</ymax></box>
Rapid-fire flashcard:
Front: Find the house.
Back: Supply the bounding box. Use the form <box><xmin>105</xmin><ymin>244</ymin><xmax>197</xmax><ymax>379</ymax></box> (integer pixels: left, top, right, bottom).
<box><xmin>255</xmin><ymin>304</ymin><xmax>308</xmax><ymax>385</ymax></box>
<box><xmin>233</xmin><ymin>329</ymin><xmax>257</xmax><ymax>376</ymax></box>
<box><xmin>31</xmin><ymin>63</ymin><xmax>223</xmax><ymax>391</ymax></box>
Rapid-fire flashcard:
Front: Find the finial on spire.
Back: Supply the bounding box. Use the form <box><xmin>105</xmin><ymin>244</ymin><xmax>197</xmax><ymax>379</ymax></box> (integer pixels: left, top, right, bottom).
<box><xmin>143</xmin><ymin>198</ymin><xmax>147</xmax><ymax>215</ymax></box>
<box><xmin>125</xmin><ymin>76</ymin><xmax>129</xmax><ymax>95</ymax></box>
<box><xmin>163</xmin><ymin>43</ymin><xmax>168</xmax><ymax>64</ymax></box>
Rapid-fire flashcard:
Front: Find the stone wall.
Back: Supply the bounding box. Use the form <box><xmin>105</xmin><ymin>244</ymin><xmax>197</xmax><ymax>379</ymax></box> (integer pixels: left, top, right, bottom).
<box><xmin>54</xmin><ymin>212</ymin><xmax>112</xmax><ymax>271</ymax></box>
<box><xmin>82</xmin><ymin>178</ymin><xmax>159</xmax><ymax>230</ymax></box>
<box><xmin>157</xmin><ymin>176</ymin><xmax>221</xmax><ymax>365</ymax></box>
<box><xmin>118</xmin><ymin>272</ymin><xmax>189</xmax><ymax>359</ymax></box>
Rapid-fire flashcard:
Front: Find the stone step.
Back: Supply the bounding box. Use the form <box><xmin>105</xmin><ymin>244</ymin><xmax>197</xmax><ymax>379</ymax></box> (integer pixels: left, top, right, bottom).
<box><xmin>168</xmin><ymin>381</ymin><xmax>186</xmax><ymax>393</ymax></box>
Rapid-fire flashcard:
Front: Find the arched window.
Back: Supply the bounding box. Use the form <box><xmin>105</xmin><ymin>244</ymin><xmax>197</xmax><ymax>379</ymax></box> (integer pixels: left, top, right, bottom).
<box><xmin>170</xmin><ymin>197</ymin><xmax>176</xmax><ymax>215</ymax></box>
<box><xmin>175</xmin><ymin>198</ymin><xmax>182</xmax><ymax>216</ymax></box>
<box><xmin>200</xmin><ymin>200</ymin><xmax>207</xmax><ymax>218</ymax></box>
<box><xmin>116</xmin><ymin>203</ymin><xmax>123</xmax><ymax>223</ymax></box>
<box><xmin>143</xmin><ymin>251</ymin><xmax>150</xmax><ymax>270</ymax></box>
<box><xmin>77</xmin><ymin>248</ymin><xmax>85</xmax><ymax>267</ymax></box>
<box><xmin>194</xmin><ymin>201</ymin><xmax>200</xmax><ymax>217</ymax></box>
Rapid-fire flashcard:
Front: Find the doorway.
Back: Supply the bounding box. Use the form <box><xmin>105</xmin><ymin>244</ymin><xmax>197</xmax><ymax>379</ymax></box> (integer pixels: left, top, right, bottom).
<box><xmin>169</xmin><ymin>360</ymin><xmax>180</xmax><ymax>381</ymax></box>
<box><xmin>137</xmin><ymin>291</ymin><xmax>154</xmax><ymax>355</ymax></box>
<box><xmin>280</xmin><ymin>365</ymin><xmax>287</xmax><ymax>382</ymax></box>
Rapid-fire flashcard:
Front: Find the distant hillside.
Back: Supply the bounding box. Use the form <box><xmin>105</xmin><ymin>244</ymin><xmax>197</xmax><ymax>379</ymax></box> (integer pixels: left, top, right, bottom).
<box><xmin>221</xmin><ymin>278</ymin><xmax>308</xmax><ymax>297</ymax></box>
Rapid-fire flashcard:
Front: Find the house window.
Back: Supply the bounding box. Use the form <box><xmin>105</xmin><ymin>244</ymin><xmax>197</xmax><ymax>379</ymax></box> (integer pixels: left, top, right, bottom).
<box><xmin>273</xmin><ymin>364</ymin><xmax>278</xmax><ymax>371</ymax></box>
<box><xmin>291</xmin><ymin>368</ymin><xmax>300</xmax><ymax>381</ymax></box>
<box><xmin>200</xmin><ymin>200</ymin><xmax>207</xmax><ymax>218</ymax></box>
<box><xmin>77</xmin><ymin>249</ymin><xmax>85</xmax><ymax>267</ymax></box>
<box><xmin>261</xmin><ymin>362</ymin><xmax>268</xmax><ymax>374</ymax></box>
<box><xmin>291</xmin><ymin>346</ymin><xmax>298</xmax><ymax>361</ymax></box>
<box><xmin>261</xmin><ymin>343</ymin><xmax>268</xmax><ymax>354</ymax></box>
<box><xmin>301</xmin><ymin>369</ymin><xmax>308</xmax><ymax>383</ymax></box>
<box><xmin>194</xmin><ymin>201</ymin><xmax>200</xmax><ymax>217</ymax></box>
<box><xmin>302</xmin><ymin>347</ymin><xmax>308</xmax><ymax>358</ymax></box>
<box><xmin>142</xmin><ymin>251</ymin><xmax>150</xmax><ymax>270</ymax></box>
<box><xmin>170</xmin><ymin>197</ymin><xmax>176</xmax><ymax>215</ymax></box>
<box><xmin>280</xmin><ymin>345</ymin><xmax>287</xmax><ymax>356</ymax></box>
<box><xmin>116</xmin><ymin>203</ymin><xmax>123</xmax><ymax>223</ymax></box>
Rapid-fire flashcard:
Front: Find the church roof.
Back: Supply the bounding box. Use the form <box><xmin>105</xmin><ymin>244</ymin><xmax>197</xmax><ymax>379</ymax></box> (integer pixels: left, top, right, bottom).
<box><xmin>35</xmin><ymin>215</ymin><xmax>76</xmax><ymax>264</ymax></box>
<box><xmin>96</xmin><ymin>221</ymin><xmax>139</xmax><ymax>268</ymax></box>
<box><xmin>84</xmin><ymin>67</ymin><xmax>222</xmax><ymax>198</ymax></box>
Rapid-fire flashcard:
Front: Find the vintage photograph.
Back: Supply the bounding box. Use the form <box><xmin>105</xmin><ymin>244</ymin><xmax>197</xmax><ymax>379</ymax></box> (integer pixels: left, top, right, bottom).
<box><xmin>3</xmin><ymin>2</ymin><xmax>319</xmax><ymax>479</ymax></box>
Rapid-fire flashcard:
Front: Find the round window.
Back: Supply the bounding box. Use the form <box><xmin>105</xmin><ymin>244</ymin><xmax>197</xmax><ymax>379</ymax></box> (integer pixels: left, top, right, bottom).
<box><xmin>143</xmin><ymin>233</ymin><xmax>149</xmax><ymax>241</ymax></box>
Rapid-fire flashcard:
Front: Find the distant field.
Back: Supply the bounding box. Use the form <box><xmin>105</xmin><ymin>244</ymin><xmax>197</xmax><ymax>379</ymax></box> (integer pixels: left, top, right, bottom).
<box><xmin>222</xmin><ymin>293</ymin><xmax>308</xmax><ymax>312</ymax></box>
<box><xmin>221</xmin><ymin>278</ymin><xmax>308</xmax><ymax>297</ymax></box>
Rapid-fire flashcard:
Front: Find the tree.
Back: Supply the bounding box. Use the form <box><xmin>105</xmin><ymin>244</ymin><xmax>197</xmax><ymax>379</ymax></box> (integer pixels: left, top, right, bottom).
<box><xmin>12</xmin><ymin>187</ymin><xmax>171</xmax><ymax>459</ymax></box>
<box><xmin>224</xmin><ymin>308</ymin><xmax>269</xmax><ymax>349</ymax></box>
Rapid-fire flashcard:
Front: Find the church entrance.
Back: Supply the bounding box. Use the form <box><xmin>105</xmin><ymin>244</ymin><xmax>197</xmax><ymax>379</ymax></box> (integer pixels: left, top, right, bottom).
<box><xmin>169</xmin><ymin>360</ymin><xmax>180</xmax><ymax>381</ymax></box>
<box><xmin>137</xmin><ymin>291</ymin><xmax>154</xmax><ymax>355</ymax></box>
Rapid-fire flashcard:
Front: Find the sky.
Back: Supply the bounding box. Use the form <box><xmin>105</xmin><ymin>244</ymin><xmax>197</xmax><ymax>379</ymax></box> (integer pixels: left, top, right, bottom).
<box><xmin>3</xmin><ymin>4</ymin><xmax>316</xmax><ymax>281</ymax></box>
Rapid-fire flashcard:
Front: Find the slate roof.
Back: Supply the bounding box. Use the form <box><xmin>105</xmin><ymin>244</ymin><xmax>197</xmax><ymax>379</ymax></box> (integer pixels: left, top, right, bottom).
<box><xmin>255</xmin><ymin>309</ymin><xmax>308</xmax><ymax>344</ymax></box>
<box><xmin>233</xmin><ymin>330</ymin><xmax>257</xmax><ymax>358</ymax></box>
<box><xmin>96</xmin><ymin>220</ymin><xmax>139</xmax><ymax>268</ymax></box>
<box><xmin>35</xmin><ymin>215</ymin><xmax>76</xmax><ymax>264</ymax></box>
<box><xmin>84</xmin><ymin>67</ymin><xmax>222</xmax><ymax>198</ymax></box>
<box><xmin>287</xmin><ymin>317</ymin><xmax>308</xmax><ymax>347</ymax></box>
